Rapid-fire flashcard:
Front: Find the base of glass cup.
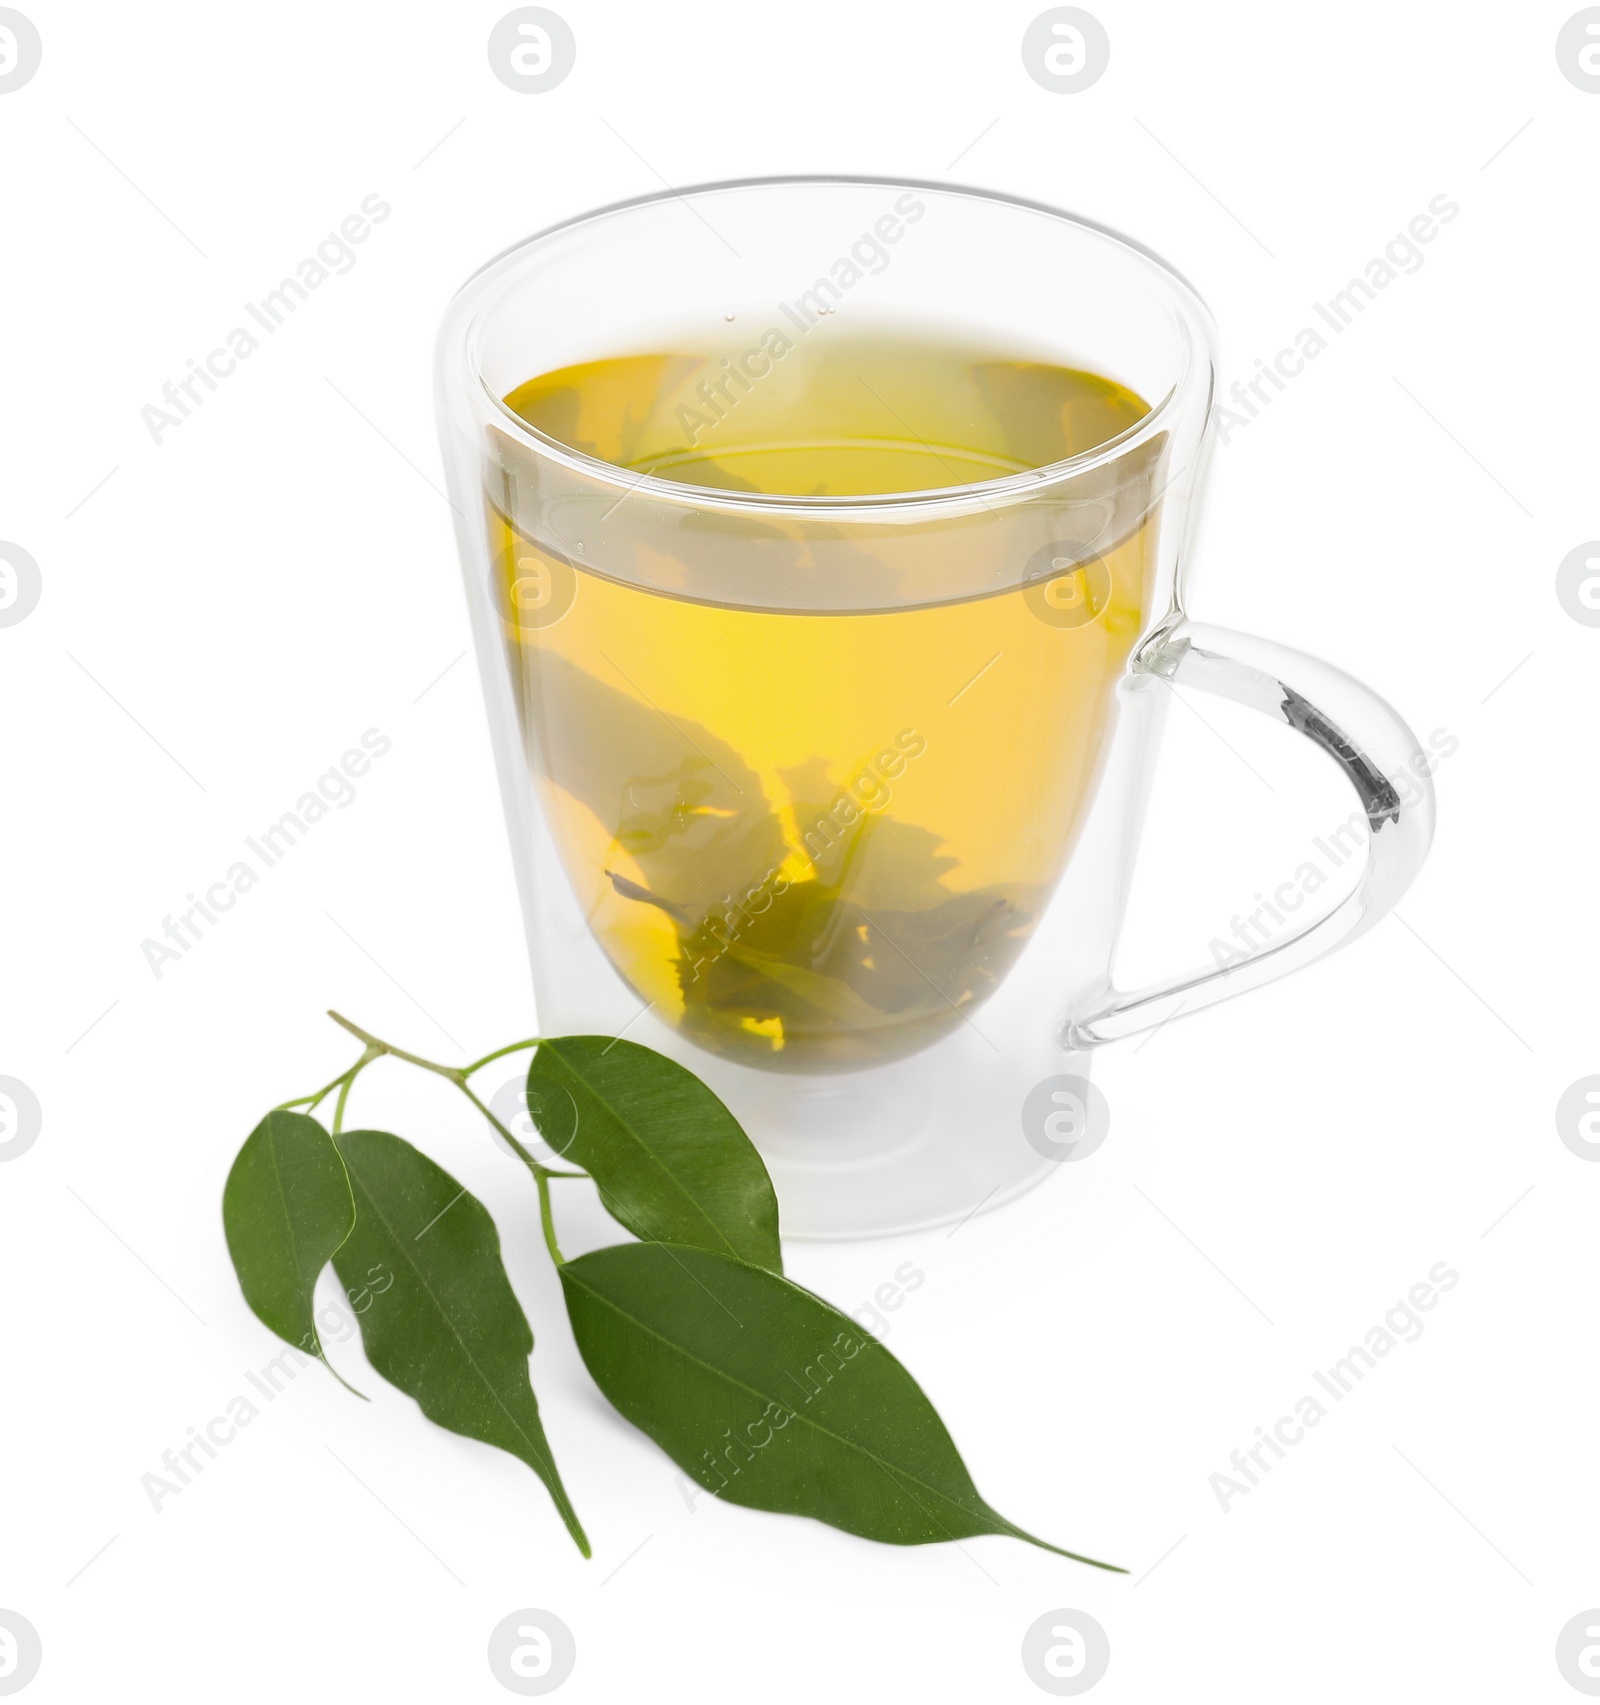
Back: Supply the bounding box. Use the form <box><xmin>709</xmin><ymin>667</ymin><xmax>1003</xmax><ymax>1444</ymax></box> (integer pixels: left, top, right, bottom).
<box><xmin>760</xmin><ymin>1130</ymin><xmax>1066</xmax><ymax>1242</ymax></box>
<box><xmin>610</xmin><ymin>1007</ymin><xmax>1113</xmax><ymax>1240</ymax></box>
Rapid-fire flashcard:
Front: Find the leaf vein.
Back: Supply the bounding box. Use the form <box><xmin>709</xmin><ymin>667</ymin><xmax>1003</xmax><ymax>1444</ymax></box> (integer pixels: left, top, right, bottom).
<box><xmin>564</xmin><ymin>1267</ymin><xmax>992</xmax><ymax>1530</ymax></box>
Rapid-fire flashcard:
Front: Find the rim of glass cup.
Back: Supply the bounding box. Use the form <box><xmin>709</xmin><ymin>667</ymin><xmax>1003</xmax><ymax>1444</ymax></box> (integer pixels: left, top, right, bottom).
<box><xmin>450</xmin><ymin>174</ymin><xmax>1218</xmax><ymax>517</ymax></box>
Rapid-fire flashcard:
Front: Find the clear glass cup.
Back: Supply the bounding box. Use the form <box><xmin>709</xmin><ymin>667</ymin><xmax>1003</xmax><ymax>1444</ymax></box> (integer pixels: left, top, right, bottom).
<box><xmin>435</xmin><ymin>177</ymin><xmax>1435</xmax><ymax>1239</ymax></box>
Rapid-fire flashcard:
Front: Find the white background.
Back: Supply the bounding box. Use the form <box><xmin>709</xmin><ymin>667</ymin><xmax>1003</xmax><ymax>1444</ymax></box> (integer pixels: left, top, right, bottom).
<box><xmin>3</xmin><ymin>2</ymin><xmax>1597</xmax><ymax>1699</ymax></box>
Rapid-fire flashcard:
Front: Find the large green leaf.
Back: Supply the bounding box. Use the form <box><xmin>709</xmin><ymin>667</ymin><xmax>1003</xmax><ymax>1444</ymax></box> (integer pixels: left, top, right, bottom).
<box><xmin>526</xmin><ymin>1037</ymin><xmax>781</xmax><ymax>1272</ymax></box>
<box><xmin>559</xmin><ymin>1242</ymin><xmax>1122</xmax><ymax>1569</ymax></box>
<box><xmin>223</xmin><ymin>1111</ymin><xmax>359</xmax><ymax>1390</ymax></box>
<box><xmin>331</xmin><ymin>1129</ymin><xmax>589</xmax><ymax>1556</ymax></box>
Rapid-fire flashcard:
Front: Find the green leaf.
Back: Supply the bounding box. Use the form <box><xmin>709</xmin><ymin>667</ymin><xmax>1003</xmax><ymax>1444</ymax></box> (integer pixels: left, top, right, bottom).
<box><xmin>559</xmin><ymin>1242</ymin><xmax>1122</xmax><ymax>1570</ymax></box>
<box><xmin>331</xmin><ymin>1129</ymin><xmax>589</xmax><ymax>1556</ymax></box>
<box><xmin>526</xmin><ymin>1037</ymin><xmax>782</xmax><ymax>1273</ymax></box>
<box><xmin>223</xmin><ymin>1110</ymin><xmax>362</xmax><ymax>1394</ymax></box>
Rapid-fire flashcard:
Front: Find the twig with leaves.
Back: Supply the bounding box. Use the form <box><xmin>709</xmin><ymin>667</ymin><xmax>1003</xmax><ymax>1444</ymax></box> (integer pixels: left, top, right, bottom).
<box><xmin>222</xmin><ymin>1010</ymin><xmax>1123</xmax><ymax>1570</ymax></box>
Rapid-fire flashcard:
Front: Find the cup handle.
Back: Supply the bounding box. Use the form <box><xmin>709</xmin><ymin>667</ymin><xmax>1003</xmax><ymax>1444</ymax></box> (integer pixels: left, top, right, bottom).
<box><xmin>1062</xmin><ymin>616</ymin><xmax>1437</xmax><ymax>1047</ymax></box>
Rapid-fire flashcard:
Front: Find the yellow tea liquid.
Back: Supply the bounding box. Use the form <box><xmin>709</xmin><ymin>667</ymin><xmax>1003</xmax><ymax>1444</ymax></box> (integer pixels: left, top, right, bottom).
<box><xmin>494</xmin><ymin>329</ymin><xmax>1153</xmax><ymax>1070</ymax></box>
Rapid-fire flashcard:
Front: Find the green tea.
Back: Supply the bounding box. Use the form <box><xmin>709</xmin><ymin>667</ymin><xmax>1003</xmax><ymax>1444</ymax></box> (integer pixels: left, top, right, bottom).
<box><xmin>494</xmin><ymin>329</ymin><xmax>1153</xmax><ymax>1070</ymax></box>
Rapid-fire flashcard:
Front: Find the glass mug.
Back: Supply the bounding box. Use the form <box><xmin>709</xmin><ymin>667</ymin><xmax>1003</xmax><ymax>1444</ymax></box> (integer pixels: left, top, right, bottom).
<box><xmin>434</xmin><ymin>177</ymin><xmax>1435</xmax><ymax>1239</ymax></box>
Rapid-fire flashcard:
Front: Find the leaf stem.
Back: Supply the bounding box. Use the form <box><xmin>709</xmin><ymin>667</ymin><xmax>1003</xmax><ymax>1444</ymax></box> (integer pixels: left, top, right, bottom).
<box><xmin>460</xmin><ymin>1037</ymin><xmax>543</xmax><ymax>1077</ymax></box>
<box><xmin>275</xmin><ymin>1066</ymin><xmax>352</xmax><ymax>1113</ymax></box>
<box><xmin>327</xmin><ymin>1046</ymin><xmax>382</xmax><ymax>1134</ymax></box>
<box><xmin>330</xmin><ymin>1068</ymin><xmax>357</xmax><ymax>1135</ymax></box>
<box><xmin>327</xmin><ymin>1011</ymin><xmax>468</xmax><ymax>1083</ymax></box>
<box><xmin>533</xmin><ymin>1168</ymin><xmax>565</xmax><ymax>1265</ymax></box>
<box><xmin>320</xmin><ymin>1012</ymin><xmax>575</xmax><ymax>1265</ymax></box>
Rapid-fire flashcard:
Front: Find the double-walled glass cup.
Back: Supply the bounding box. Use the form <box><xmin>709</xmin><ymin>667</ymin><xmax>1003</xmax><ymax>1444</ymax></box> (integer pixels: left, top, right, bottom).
<box><xmin>435</xmin><ymin>177</ymin><xmax>1435</xmax><ymax>1238</ymax></box>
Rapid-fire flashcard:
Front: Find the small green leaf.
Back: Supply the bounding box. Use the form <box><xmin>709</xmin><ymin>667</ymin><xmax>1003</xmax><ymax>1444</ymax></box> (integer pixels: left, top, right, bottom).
<box><xmin>527</xmin><ymin>1037</ymin><xmax>782</xmax><ymax>1272</ymax></box>
<box><xmin>331</xmin><ymin>1129</ymin><xmax>589</xmax><ymax>1556</ymax></box>
<box><xmin>223</xmin><ymin>1110</ymin><xmax>361</xmax><ymax>1393</ymax></box>
<box><xmin>560</xmin><ymin>1242</ymin><xmax>1122</xmax><ymax>1570</ymax></box>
